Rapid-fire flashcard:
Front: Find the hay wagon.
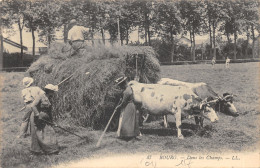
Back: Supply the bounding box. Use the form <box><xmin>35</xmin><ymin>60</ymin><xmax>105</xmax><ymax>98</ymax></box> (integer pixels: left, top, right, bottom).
<box><xmin>28</xmin><ymin>43</ymin><xmax>161</xmax><ymax>130</ymax></box>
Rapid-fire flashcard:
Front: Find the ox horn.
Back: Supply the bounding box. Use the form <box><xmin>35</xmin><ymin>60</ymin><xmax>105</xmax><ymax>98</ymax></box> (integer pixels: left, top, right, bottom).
<box><xmin>223</xmin><ymin>94</ymin><xmax>233</xmax><ymax>101</ymax></box>
<box><xmin>199</xmin><ymin>98</ymin><xmax>209</xmax><ymax>109</ymax></box>
<box><xmin>201</xmin><ymin>98</ymin><xmax>219</xmax><ymax>106</ymax></box>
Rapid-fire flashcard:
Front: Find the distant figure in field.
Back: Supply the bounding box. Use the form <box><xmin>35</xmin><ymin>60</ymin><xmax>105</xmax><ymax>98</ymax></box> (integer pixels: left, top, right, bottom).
<box><xmin>211</xmin><ymin>57</ymin><xmax>216</xmax><ymax>67</ymax></box>
<box><xmin>226</xmin><ymin>57</ymin><xmax>230</xmax><ymax>68</ymax></box>
<box><xmin>67</xmin><ymin>19</ymin><xmax>90</xmax><ymax>56</ymax></box>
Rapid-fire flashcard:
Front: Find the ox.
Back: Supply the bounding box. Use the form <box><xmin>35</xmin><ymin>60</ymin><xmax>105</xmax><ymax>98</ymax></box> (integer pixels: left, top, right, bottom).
<box><xmin>157</xmin><ymin>78</ymin><xmax>238</xmax><ymax>128</ymax></box>
<box><xmin>126</xmin><ymin>81</ymin><xmax>218</xmax><ymax>139</ymax></box>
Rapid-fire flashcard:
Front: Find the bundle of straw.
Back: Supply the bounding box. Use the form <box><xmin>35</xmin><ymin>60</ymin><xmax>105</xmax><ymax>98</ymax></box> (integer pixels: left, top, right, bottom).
<box><xmin>28</xmin><ymin>43</ymin><xmax>161</xmax><ymax>129</ymax></box>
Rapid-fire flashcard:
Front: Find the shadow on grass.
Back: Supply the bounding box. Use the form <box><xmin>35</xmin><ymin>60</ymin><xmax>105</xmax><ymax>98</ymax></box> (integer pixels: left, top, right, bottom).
<box><xmin>141</xmin><ymin>122</ymin><xmax>218</xmax><ymax>138</ymax></box>
<box><xmin>218</xmin><ymin>129</ymin><xmax>253</xmax><ymax>144</ymax></box>
<box><xmin>158</xmin><ymin>121</ymin><xmax>198</xmax><ymax>130</ymax></box>
<box><xmin>140</xmin><ymin>122</ymin><xmax>198</xmax><ymax>137</ymax></box>
<box><xmin>74</xmin><ymin>137</ymin><xmax>94</xmax><ymax>147</ymax></box>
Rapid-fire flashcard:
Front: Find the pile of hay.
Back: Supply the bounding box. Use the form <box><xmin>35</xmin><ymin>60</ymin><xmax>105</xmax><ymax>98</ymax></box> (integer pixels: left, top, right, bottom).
<box><xmin>28</xmin><ymin>42</ymin><xmax>161</xmax><ymax>129</ymax></box>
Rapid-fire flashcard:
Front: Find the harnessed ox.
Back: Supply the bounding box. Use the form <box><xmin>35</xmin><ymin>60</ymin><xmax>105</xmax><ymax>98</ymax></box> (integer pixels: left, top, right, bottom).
<box><xmin>126</xmin><ymin>81</ymin><xmax>219</xmax><ymax>139</ymax></box>
<box><xmin>157</xmin><ymin>78</ymin><xmax>238</xmax><ymax>128</ymax></box>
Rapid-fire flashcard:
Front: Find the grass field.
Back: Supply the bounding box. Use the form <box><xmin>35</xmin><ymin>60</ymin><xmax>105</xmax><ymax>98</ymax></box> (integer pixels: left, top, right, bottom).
<box><xmin>0</xmin><ymin>62</ymin><xmax>259</xmax><ymax>168</ymax></box>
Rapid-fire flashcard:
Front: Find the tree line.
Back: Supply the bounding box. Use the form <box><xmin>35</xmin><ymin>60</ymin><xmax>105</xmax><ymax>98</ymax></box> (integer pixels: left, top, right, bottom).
<box><xmin>2</xmin><ymin>0</ymin><xmax>259</xmax><ymax>64</ymax></box>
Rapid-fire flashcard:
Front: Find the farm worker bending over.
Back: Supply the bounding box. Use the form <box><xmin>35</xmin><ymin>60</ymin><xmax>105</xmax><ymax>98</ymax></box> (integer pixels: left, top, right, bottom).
<box><xmin>18</xmin><ymin>77</ymin><xmax>35</xmax><ymax>138</ymax></box>
<box><xmin>67</xmin><ymin>19</ymin><xmax>90</xmax><ymax>56</ymax></box>
<box><xmin>20</xmin><ymin>77</ymin><xmax>59</xmax><ymax>154</ymax></box>
<box><xmin>115</xmin><ymin>76</ymin><xmax>140</xmax><ymax>140</ymax></box>
<box><xmin>226</xmin><ymin>57</ymin><xmax>230</xmax><ymax>68</ymax></box>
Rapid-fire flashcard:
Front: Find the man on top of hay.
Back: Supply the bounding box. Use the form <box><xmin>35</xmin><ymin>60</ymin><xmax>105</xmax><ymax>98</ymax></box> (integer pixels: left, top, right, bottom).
<box><xmin>67</xmin><ymin>19</ymin><xmax>90</xmax><ymax>56</ymax></box>
<box><xmin>115</xmin><ymin>76</ymin><xmax>141</xmax><ymax>141</ymax></box>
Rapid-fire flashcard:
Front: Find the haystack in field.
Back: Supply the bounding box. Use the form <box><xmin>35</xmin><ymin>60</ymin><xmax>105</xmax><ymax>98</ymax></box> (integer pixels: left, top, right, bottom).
<box><xmin>28</xmin><ymin>42</ymin><xmax>161</xmax><ymax>129</ymax></box>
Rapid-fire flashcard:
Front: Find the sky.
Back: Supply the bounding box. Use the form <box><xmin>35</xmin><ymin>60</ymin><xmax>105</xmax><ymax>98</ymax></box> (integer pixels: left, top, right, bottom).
<box><xmin>3</xmin><ymin>23</ymin><xmax>249</xmax><ymax>54</ymax></box>
<box><xmin>3</xmin><ymin>24</ymin><xmax>207</xmax><ymax>53</ymax></box>
<box><xmin>3</xmin><ymin>24</ymin><xmax>46</xmax><ymax>53</ymax></box>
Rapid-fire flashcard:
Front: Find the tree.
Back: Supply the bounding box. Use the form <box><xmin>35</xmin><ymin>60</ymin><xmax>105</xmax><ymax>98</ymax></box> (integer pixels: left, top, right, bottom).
<box><xmin>80</xmin><ymin>0</ymin><xmax>99</xmax><ymax>45</ymax></box>
<box><xmin>204</xmin><ymin>1</ymin><xmax>226</xmax><ymax>60</ymax></box>
<box><xmin>94</xmin><ymin>1</ymin><xmax>123</xmax><ymax>45</ymax></box>
<box><xmin>58</xmin><ymin>0</ymin><xmax>76</xmax><ymax>42</ymax></box>
<box><xmin>131</xmin><ymin>1</ymin><xmax>157</xmax><ymax>46</ymax></box>
<box><xmin>3</xmin><ymin>0</ymin><xmax>27</xmax><ymax>65</ymax></box>
<box><xmin>36</xmin><ymin>0</ymin><xmax>62</xmax><ymax>47</ymax></box>
<box><xmin>215</xmin><ymin>33</ymin><xmax>227</xmax><ymax>60</ymax></box>
<box><xmin>156</xmin><ymin>1</ymin><xmax>182</xmax><ymax>62</ymax></box>
<box><xmin>23</xmin><ymin>1</ymin><xmax>42</xmax><ymax>58</ymax></box>
<box><xmin>241</xmin><ymin>0</ymin><xmax>259</xmax><ymax>58</ymax></box>
<box><xmin>179</xmin><ymin>0</ymin><xmax>204</xmax><ymax>61</ymax></box>
<box><xmin>119</xmin><ymin>2</ymin><xmax>139</xmax><ymax>45</ymax></box>
<box><xmin>220</xmin><ymin>0</ymin><xmax>245</xmax><ymax>60</ymax></box>
<box><xmin>101</xmin><ymin>1</ymin><xmax>138</xmax><ymax>45</ymax></box>
<box><xmin>239</xmin><ymin>0</ymin><xmax>256</xmax><ymax>58</ymax></box>
<box><xmin>96</xmin><ymin>1</ymin><xmax>109</xmax><ymax>44</ymax></box>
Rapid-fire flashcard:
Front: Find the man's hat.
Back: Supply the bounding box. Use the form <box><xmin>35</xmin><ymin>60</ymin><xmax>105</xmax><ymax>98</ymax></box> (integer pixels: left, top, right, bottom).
<box><xmin>45</xmin><ymin>84</ymin><xmax>58</xmax><ymax>92</ymax></box>
<box><xmin>69</xmin><ymin>19</ymin><xmax>77</xmax><ymax>25</ymax></box>
<box><xmin>22</xmin><ymin>77</ymin><xmax>34</xmax><ymax>88</ymax></box>
<box><xmin>115</xmin><ymin>76</ymin><xmax>127</xmax><ymax>85</ymax></box>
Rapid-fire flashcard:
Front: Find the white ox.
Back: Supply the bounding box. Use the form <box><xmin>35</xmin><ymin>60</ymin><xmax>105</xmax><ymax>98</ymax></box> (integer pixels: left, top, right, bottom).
<box><xmin>127</xmin><ymin>81</ymin><xmax>219</xmax><ymax>139</ymax></box>
<box><xmin>157</xmin><ymin>78</ymin><xmax>238</xmax><ymax>128</ymax></box>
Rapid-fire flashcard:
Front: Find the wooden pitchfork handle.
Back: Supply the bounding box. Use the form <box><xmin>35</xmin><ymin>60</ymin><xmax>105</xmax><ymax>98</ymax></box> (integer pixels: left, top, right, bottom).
<box><xmin>19</xmin><ymin>106</ymin><xmax>26</xmax><ymax>112</ymax></box>
<box><xmin>57</xmin><ymin>72</ymin><xmax>90</xmax><ymax>86</ymax></box>
<box><xmin>40</xmin><ymin>118</ymin><xmax>85</xmax><ymax>139</ymax></box>
<box><xmin>57</xmin><ymin>74</ymin><xmax>74</xmax><ymax>86</ymax></box>
<box><xmin>96</xmin><ymin>99</ymin><xmax>122</xmax><ymax>147</ymax></box>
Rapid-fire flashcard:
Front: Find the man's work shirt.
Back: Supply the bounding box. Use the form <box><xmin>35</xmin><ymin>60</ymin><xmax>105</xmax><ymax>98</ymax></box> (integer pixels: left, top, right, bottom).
<box><xmin>68</xmin><ymin>25</ymin><xmax>89</xmax><ymax>42</ymax></box>
<box><xmin>22</xmin><ymin>86</ymin><xmax>45</xmax><ymax>103</ymax></box>
<box><xmin>22</xmin><ymin>86</ymin><xmax>50</xmax><ymax>106</ymax></box>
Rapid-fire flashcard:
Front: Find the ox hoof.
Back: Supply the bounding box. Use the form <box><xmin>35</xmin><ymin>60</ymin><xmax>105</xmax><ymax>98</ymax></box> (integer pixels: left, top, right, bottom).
<box><xmin>178</xmin><ymin>135</ymin><xmax>184</xmax><ymax>139</ymax></box>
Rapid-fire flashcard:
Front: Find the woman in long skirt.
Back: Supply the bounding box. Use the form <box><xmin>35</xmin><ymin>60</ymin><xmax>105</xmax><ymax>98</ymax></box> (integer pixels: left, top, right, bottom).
<box><xmin>117</xmin><ymin>101</ymin><xmax>140</xmax><ymax>139</ymax></box>
<box><xmin>20</xmin><ymin>77</ymin><xmax>59</xmax><ymax>154</ymax></box>
<box><xmin>115</xmin><ymin>77</ymin><xmax>140</xmax><ymax>139</ymax></box>
<box><xmin>30</xmin><ymin>108</ymin><xmax>59</xmax><ymax>154</ymax></box>
<box><xmin>29</xmin><ymin>84</ymin><xmax>59</xmax><ymax>154</ymax></box>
